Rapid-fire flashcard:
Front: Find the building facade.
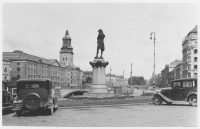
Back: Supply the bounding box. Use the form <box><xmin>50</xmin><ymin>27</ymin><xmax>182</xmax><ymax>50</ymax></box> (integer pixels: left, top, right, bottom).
<box><xmin>106</xmin><ymin>73</ymin><xmax>116</xmax><ymax>87</ymax></box>
<box><xmin>3</xmin><ymin>30</ymin><xmax>82</xmax><ymax>95</ymax></box>
<box><xmin>182</xmin><ymin>25</ymin><xmax>198</xmax><ymax>78</ymax></box>
<box><xmin>2</xmin><ymin>59</ymin><xmax>11</xmax><ymax>91</ymax></box>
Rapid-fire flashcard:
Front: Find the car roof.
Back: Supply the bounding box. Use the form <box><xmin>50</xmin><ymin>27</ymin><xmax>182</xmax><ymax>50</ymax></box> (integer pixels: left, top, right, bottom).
<box><xmin>171</xmin><ymin>78</ymin><xmax>197</xmax><ymax>82</ymax></box>
<box><xmin>17</xmin><ymin>78</ymin><xmax>51</xmax><ymax>82</ymax></box>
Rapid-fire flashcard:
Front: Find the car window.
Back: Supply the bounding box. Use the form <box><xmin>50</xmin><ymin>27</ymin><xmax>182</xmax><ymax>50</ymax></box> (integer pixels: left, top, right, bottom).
<box><xmin>172</xmin><ymin>82</ymin><xmax>181</xmax><ymax>88</ymax></box>
<box><xmin>25</xmin><ymin>84</ymin><xmax>40</xmax><ymax>88</ymax></box>
<box><xmin>182</xmin><ymin>81</ymin><xmax>193</xmax><ymax>87</ymax></box>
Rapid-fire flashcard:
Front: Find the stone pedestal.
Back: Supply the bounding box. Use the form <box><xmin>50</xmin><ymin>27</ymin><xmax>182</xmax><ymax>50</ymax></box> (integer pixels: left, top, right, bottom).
<box><xmin>84</xmin><ymin>58</ymin><xmax>113</xmax><ymax>96</ymax></box>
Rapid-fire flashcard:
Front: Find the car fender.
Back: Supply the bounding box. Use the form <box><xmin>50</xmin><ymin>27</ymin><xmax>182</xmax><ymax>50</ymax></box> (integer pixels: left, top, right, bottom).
<box><xmin>187</xmin><ymin>92</ymin><xmax>197</xmax><ymax>101</ymax></box>
<box><xmin>153</xmin><ymin>93</ymin><xmax>173</xmax><ymax>103</ymax></box>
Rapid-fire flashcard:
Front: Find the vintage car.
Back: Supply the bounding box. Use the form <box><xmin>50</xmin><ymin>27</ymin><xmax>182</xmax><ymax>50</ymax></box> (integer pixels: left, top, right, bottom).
<box><xmin>13</xmin><ymin>78</ymin><xmax>58</xmax><ymax>116</ymax></box>
<box><xmin>152</xmin><ymin>78</ymin><xmax>197</xmax><ymax>106</ymax></box>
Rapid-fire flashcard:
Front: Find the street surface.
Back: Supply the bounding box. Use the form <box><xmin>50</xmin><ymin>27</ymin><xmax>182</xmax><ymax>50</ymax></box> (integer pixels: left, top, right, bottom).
<box><xmin>2</xmin><ymin>102</ymin><xmax>197</xmax><ymax>127</ymax></box>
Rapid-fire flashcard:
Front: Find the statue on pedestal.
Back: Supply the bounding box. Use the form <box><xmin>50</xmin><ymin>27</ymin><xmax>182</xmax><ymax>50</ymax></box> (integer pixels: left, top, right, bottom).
<box><xmin>95</xmin><ymin>29</ymin><xmax>105</xmax><ymax>59</ymax></box>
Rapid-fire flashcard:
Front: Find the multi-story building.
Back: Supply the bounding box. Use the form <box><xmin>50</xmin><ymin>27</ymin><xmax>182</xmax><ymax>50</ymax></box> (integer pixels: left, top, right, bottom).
<box><xmin>123</xmin><ymin>78</ymin><xmax>129</xmax><ymax>86</ymax></box>
<box><xmin>173</xmin><ymin>63</ymin><xmax>182</xmax><ymax>79</ymax></box>
<box><xmin>2</xmin><ymin>59</ymin><xmax>11</xmax><ymax>91</ymax></box>
<box><xmin>115</xmin><ymin>75</ymin><xmax>124</xmax><ymax>87</ymax></box>
<box><xmin>160</xmin><ymin>59</ymin><xmax>182</xmax><ymax>87</ymax></box>
<box><xmin>3</xmin><ymin>30</ymin><xmax>82</xmax><ymax>95</ymax></box>
<box><xmin>182</xmin><ymin>25</ymin><xmax>198</xmax><ymax>78</ymax></box>
<box><xmin>106</xmin><ymin>73</ymin><xmax>116</xmax><ymax>87</ymax></box>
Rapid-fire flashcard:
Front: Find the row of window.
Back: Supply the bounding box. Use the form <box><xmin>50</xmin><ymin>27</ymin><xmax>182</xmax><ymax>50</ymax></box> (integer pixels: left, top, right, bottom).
<box><xmin>187</xmin><ymin>64</ymin><xmax>198</xmax><ymax>70</ymax></box>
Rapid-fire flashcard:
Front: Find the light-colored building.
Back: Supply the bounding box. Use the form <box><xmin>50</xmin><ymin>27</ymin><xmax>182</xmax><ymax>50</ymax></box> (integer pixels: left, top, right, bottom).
<box><xmin>182</xmin><ymin>25</ymin><xmax>198</xmax><ymax>78</ymax></box>
<box><xmin>106</xmin><ymin>73</ymin><xmax>116</xmax><ymax>87</ymax></box>
<box><xmin>123</xmin><ymin>78</ymin><xmax>129</xmax><ymax>86</ymax></box>
<box><xmin>115</xmin><ymin>75</ymin><xmax>124</xmax><ymax>87</ymax></box>
<box><xmin>3</xmin><ymin>30</ymin><xmax>82</xmax><ymax>95</ymax></box>
<box><xmin>2</xmin><ymin>59</ymin><xmax>11</xmax><ymax>91</ymax></box>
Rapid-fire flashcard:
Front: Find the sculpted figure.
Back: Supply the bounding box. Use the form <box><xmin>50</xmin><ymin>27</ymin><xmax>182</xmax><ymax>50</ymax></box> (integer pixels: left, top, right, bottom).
<box><xmin>95</xmin><ymin>29</ymin><xmax>105</xmax><ymax>59</ymax></box>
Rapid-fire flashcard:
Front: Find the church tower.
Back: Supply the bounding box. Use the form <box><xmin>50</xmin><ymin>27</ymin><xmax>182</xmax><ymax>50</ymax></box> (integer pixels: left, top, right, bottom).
<box><xmin>60</xmin><ymin>30</ymin><xmax>74</xmax><ymax>67</ymax></box>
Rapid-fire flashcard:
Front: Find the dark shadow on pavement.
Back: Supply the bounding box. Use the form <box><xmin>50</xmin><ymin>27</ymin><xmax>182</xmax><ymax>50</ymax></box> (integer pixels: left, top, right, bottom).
<box><xmin>12</xmin><ymin>109</ymin><xmax>57</xmax><ymax>117</ymax></box>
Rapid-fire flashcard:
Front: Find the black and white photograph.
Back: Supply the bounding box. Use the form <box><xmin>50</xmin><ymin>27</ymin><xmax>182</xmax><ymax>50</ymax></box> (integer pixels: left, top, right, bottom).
<box><xmin>1</xmin><ymin>0</ymin><xmax>199</xmax><ymax>127</ymax></box>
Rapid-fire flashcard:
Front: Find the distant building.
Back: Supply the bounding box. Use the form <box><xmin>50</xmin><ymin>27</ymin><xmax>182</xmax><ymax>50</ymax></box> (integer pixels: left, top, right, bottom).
<box><xmin>115</xmin><ymin>75</ymin><xmax>124</xmax><ymax>87</ymax></box>
<box><xmin>106</xmin><ymin>73</ymin><xmax>116</xmax><ymax>87</ymax></box>
<box><xmin>174</xmin><ymin>63</ymin><xmax>182</xmax><ymax>79</ymax></box>
<box><xmin>2</xmin><ymin>59</ymin><xmax>11</xmax><ymax>91</ymax></box>
<box><xmin>123</xmin><ymin>78</ymin><xmax>129</xmax><ymax>86</ymax></box>
<box><xmin>3</xmin><ymin>30</ymin><xmax>83</xmax><ymax>96</ymax></box>
<box><xmin>182</xmin><ymin>25</ymin><xmax>198</xmax><ymax>78</ymax></box>
<box><xmin>160</xmin><ymin>59</ymin><xmax>182</xmax><ymax>87</ymax></box>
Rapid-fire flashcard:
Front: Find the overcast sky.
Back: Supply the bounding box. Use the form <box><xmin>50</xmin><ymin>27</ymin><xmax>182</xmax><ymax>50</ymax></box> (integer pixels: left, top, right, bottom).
<box><xmin>2</xmin><ymin>1</ymin><xmax>198</xmax><ymax>79</ymax></box>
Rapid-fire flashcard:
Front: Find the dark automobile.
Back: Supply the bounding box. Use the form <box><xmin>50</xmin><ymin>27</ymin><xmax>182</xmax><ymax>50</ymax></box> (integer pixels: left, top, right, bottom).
<box><xmin>13</xmin><ymin>78</ymin><xmax>58</xmax><ymax>116</ymax></box>
<box><xmin>152</xmin><ymin>78</ymin><xmax>197</xmax><ymax>106</ymax></box>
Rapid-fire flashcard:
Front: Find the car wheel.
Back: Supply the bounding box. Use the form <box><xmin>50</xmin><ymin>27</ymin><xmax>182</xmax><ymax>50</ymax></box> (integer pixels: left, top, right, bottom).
<box><xmin>16</xmin><ymin>110</ymin><xmax>22</xmax><ymax>117</ymax></box>
<box><xmin>153</xmin><ymin>96</ymin><xmax>162</xmax><ymax>105</ymax></box>
<box><xmin>189</xmin><ymin>95</ymin><xmax>197</xmax><ymax>106</ymax></box>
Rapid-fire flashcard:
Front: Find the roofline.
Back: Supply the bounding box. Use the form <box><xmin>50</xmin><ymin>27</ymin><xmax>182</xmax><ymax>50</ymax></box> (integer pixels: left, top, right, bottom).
<box><xmin>171</xmin><ymin>78</ymin><xmax>197</xmax><ymax>82</ymax></box>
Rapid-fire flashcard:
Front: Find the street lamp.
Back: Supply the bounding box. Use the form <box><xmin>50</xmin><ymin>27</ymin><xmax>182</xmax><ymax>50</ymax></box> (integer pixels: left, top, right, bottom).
<box><xmin>150</xmin><ymin>32</ymin><xmax>156</xmax><ymax>75</ymax></box>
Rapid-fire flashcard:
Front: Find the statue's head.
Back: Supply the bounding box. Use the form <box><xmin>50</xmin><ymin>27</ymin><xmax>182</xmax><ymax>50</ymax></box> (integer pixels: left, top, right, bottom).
<box><xmin>98</xmin><ymin>29</ymin><xmax>103</xmax><ymax>33</ymax></box>
<box><xmin>65</xmin><ymin>30</ymin><xmax>69</xmax><ymax>35</ymax></box>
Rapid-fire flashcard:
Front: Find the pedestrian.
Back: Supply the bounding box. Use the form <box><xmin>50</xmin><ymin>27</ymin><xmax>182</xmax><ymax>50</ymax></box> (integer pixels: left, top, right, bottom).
<box><xmin>12</xmin><ymin>93</ymin><xmax>19</xmax><ymax>103</ymax></box>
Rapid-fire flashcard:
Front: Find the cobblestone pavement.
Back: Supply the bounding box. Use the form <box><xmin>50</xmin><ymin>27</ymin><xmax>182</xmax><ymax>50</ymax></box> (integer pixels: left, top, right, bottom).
<box><xmin>2</xmin><ymin>103</ymin><xmax>197</xmax><ymax>127</ymax></box>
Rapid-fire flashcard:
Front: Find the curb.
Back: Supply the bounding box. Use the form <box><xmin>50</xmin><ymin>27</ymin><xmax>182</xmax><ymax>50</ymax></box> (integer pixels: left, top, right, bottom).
<box><xmin>58</xmin><ymin>102</ymin><xmax>152</xmax><ymax>109</ymax></box>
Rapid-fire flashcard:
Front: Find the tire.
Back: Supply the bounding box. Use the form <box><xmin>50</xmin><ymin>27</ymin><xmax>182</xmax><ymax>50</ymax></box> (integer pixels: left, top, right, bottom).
<box><xmin>153</xmin><ymin>95</ymin><xmax>162</xmax><ymax>105</ymax></box>
<box><xmin>16</xmin><ymin>110</ymin><xmax>22</xmax><ymax>117</ymax></box>
<box><xmin>189</xmin><ymin>95</ymin><xmax>197</xmax><ymax>106</ymax></box>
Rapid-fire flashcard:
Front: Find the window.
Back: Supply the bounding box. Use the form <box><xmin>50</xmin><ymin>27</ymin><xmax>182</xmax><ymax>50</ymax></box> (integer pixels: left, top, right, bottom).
<box><xmin>63</xmin><ymin>57</ymin><xmax>64</xmax><ymax>60</ymax></box>
<box><xmin>194</xmin><ymin>49</ymin><xmax>197</xmax><ymax>54</ymax></box>
<box><xmin>17</xmin><ymin>75</ymin><xmax>20</xmax><ymax>79</ymax></box>
<box><xmin>17</xmin><ymin>63</ymin><xmax>20</xmax><ymax>65</ymax></box>
<box><xmin>194</xmin><ymin>73</ymin><xmax>197</xmax><ymax>76</ymax></box>
<box><xmin>183</xmin><ymin>81</ymin><xmax>193</xmax><ymax>87</ymax></box>
<box><xmin>194</xmin><ymin>57</ymin><xmax>198</xmax><ymax>62</ymax></box>
<box><xmin>187</xmin><ymin>64</ymin><xmax>191</xmax><ymax>70</ymax></box>
<box><xmin>66</xmin><ymin>57</ymin><xmax>67</xmax><ymax>60</ymax></box>
<box><xmin>28</xmin><ymin>75</ymin><xmax>30</xmax><ymax>78</ymax></box>
<box><xmin>17</xmin><ymin>67</ymin><xmax>20</xmax><ymax>71</ymax></box>
<box><xmin>188</xmin><ymin>72</ymin><xmax>191</xmax><ymax>78</ymax></box>
<box><xmin>194</xmin><ymin>65</ymin><xmax>197</xmax><ymax>69</ymax></box>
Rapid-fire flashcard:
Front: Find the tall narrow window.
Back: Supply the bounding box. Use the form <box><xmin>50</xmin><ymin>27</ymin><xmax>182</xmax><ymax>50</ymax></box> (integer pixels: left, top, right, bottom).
<box><xmin>194</xmin><ymin>49</ymin><xmax>197</xmax><ymax>54</ymax></box>
<box><xmin>194</xmin><ymin>65</ymin><xmax>197</xmax><ymax>69</ymax></box>
<box><xmin>194</xmin><ymin>57</ymin><xmax>197</xmax><ymax>62</ymax></box>
<box><xmin>17</xmin><ymin>67</ymin><xmax>20</xmax><ymax>71</ymax></box>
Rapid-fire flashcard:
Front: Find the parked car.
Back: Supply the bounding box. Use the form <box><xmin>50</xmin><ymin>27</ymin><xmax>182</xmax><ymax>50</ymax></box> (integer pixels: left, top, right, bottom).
<box><xmin>13</xmin><ymin>78</ymin><xmax>58</xmax><ymax>116</ymax></box>
<box><xmin>152</xmin><ymin>78</ymin><xmax>197</xmax><ymax>106</ymax></box>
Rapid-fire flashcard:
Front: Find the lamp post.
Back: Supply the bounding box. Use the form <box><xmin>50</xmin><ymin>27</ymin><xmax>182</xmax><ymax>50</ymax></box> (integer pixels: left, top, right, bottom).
<box><xmin>150</xmin><ymin>32</ymin><xmax>156</xmax><ymax>75</ymax></box>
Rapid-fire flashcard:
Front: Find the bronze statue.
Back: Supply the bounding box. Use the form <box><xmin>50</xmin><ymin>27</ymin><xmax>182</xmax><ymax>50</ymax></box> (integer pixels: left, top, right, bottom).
<box><xmin>95</xmin><ymin>29</ymin><xmax>105</xmax><ymax>59</ymax></box>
